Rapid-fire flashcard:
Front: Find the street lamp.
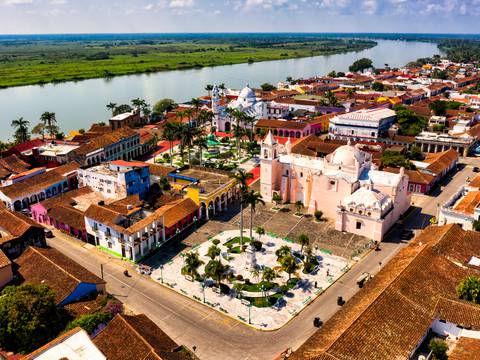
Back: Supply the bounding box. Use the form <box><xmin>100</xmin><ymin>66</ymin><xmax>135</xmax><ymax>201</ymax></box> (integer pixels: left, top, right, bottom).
<box><xmin>159</xmin><ymin>264</ymin><xmax>164</xmax><ymax>284</ymax></box>
<box><xmin>193</xmin><ymin>216</ymin><xmax>198</xmax><ymax>231</ymax></box>
<box><xmin>201</xmin><ymin>281</ymin><xmax>206</xmax><ymax>303</ymax></box>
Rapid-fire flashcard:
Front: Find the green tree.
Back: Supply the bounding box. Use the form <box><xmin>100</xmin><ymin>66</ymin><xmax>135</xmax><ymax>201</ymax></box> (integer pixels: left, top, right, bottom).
<box><xmin>0</xmin><ymin>284</ymin><xmax>63</xmax><ymax>354</ymax></box>
<box><xmin>230</xmin><ymin>168</ymin><xmax>253</xmax><ymax>246</ymax></box>
<box><xmin>181</xmin><ymin>252</ymin><xmax>204</xmax><ymax>280</ymax></box>
<box><xmin>11</xmin><ymin>117</ymin><xmax>30</xmax><ymax>144</ymax></box>
<box><xmin>193</xmin><ymin>136</ymin><xmax>208</xmax><ymax>166</ymax></box>
<box><xmin>191</xmin><ymin>98</ymin><xmax>202</xmax><ymax>114</ymax></box>
<box><xmin>243</xmin><ymin>190</ymin><xmax>265</xmax><ymax>240</ymax></box>
<box><xmin>153</xmin><ymin>99</ymin><xmax>176</xmax><ymax>115</ymax></box>
<box><xmin>380</xmin><ymin>151</ymin><xmax>416</xmax><ymax>170</ymax></box>
<box><xmin>272</xmin><ymin>193</ymin><xmax>282</xmax><ymax>208</ymax></box>
<box><xmin>204</xmin><ymin>260</ymin><xmax>227</xmax><ymax>287</ymax></box>
<box><xmin>40</xmin><ymin>111</ymin><xmax>57</xmax><ymax>137</ymax></box>
<box><xmin>372</xmin><ymin>82</ymin><xmax>385</xmax><ymax>91</ymax></box>
<box><xmin>262</xmin><ymin>267</ymin><xmax>277</xmax><ymax>284</ymax></box>
<box><xmin>429</xmin><ymin>100</ymin><xmax>448</xmax><ymax>116</ymax></box>
<box><xmin>255</xmin><ymin>226</ymin><xmax>265</xmax><ymax>241</ymax></box>
<box><xmin>320</xmin><ymin>90</ymin><xmax>340</xmax><ymax>107</ymax></box>
<box><xmin>349</xmin><ymin>58</ymin><xmax>373</xmax><ymax>72</ymax></box>
<box><xmin>275</xmin><ymin>245</ymin><xmax>291</xmax><ymax>261</ymax></box>
<box><xmin>162</xmin><ymin>122</ymin><xmax>181</xmax><ymax>165</ymax></box>
<box><xmin>32</xmin><ymin>122</ymin><xmax>46</xmax><ymax>140</ymax></box>
<box><xmin>205</xmin><ymin>84</ymin><xmax>213</xmax><ymax>96</ymax></box>
<box><xmin>295</xmin><ymin>200</ymin><xmax>304</xmax><ymax>214</ymax></box>
<box><xmin>260</xmin><ymin>83</ymin><xmax>276</xmax><ymax>91</ymax></box>
<box><xmin>327</xmin><ymin>70</ymin><xmax>337</xmax><ymax>77</ymax></box>
<box><xmin>298</xmin><ymin>233</ymin><xmax>310</xmax><ymax>254</ymax></box>
<box><xmin>408</xmin><ymin>145</ymin><xmax>424</xmax><ymax>161</ymax></box>
<box><xmin>65</xmin><ymin>312</ymin><xmax>113</xmax><ymax>335</ymax></box>
<box><xmin>280</xmin><ymin>255</ymin><xmax>299</xmax><ymax>281</ymax></box>
<box><xmin>428</xmin><ymin>338</ymin><xmax>448</xmax><ymax>360</ymax></box>
<box><xmin>206</xmin><ymin>244</ymin><xmax>221</xmax><ymax>260</ymax></box>
<box><xmin>113</xmin><ymin>104</ymin><xmax>132</xmax><ymax>116</ymax></box>
<box><xmin>457</xmin><ymin>276</ymin><xmax>480</xmax><ymax>304</ymax></box>
<box><xmin>394</xmin><ymin>104</ymin><xmax>427</xmax><ymax>136</ymax></box>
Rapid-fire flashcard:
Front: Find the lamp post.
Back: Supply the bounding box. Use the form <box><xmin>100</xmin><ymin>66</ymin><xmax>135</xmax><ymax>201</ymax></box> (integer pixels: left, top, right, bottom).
<box><xmin>159</xmin><ymin>264</ymin><xmax>164</xmax><ymax>284</ymax></box>
<box><xmin>201</xmin><ymin>281</ymin><xmax>206</xmax><ymax>303</ymax></box>
<box><xmin>193</xmin><ymin>216</ymin><xmax>198</xmax><ymax>231</ymax></box>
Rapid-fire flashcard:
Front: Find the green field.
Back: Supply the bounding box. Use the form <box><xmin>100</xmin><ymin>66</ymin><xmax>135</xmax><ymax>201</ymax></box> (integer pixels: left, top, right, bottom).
<box><xmin>0</xmin><ymin>35</ymin><xmax>376</xmax><ymax>88</ymax></box>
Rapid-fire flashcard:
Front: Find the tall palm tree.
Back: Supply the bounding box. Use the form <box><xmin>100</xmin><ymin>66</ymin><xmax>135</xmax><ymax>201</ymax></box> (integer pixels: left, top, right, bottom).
<box><xmin>298</xmin><ymin>233</ymin><xmax>310</xmax><ymax>254</ymax></box>
<box><xmin>243</xmin><ymin>115</ymin><xmax>256</xmax><ymax>142</ymax></box>
<box><xmin>198</xmin><ymin>109</ymin><xmax>214</xmax><ymax>127</ymax></box>
<box><xmin>106</xmin><ymin>102</ymin><xmax>117</xmax><ymax>116</ymax></box>
<box><xmin>181</xmin><ymin>125</ymin><xmax>199</xmax><ymax>164</ymax></box>
<box><xmin>193</xmin><ymin>136</ymin><xmax>208</xmax><ymax>166</ymax></box>
<box><xmin>230</xmin><ymin>169</ymin><xmax>253</xmax><ymax>246</ymax></box>
<box><xmin>181</xmin><ymin>252</ymin><xmax>204</xmax><ymax>280</ymax></box>
<box><xmin>243</xmin><ymin>190</ymin><xmax>265</xmax><ymax>240</ymax></box>
<box><xmin>204</xmin><ymin>259</ymin><xmax>227</xmax><ymax>287</ymax></box>
<box><xmin>280</xmin><ymin>255</ymin><xmax>299</xmax><ymax>281</ymax></box>
<box><xmin>262</xmin><ymin>267</ymin><xmax>276</xmax><ymax>284</ymax></box>
<box><xmin>40</xmin><ymin>112</ymin><xmax>57</xmax><ymax>138</ymax></box>
<box><xmin>11</xmin><ymin>117</ymin><xmax>30</xmax><ymax>143</ymax></box>
<box><xmin>218</xmin><ymin>83</ymin><xmax>226</xmax><ymax>90</ymax></box>
<box><xmin>207</xmin><ymin>244</ymin><xmax>221</xmax><ymax>260</ymax></box>
<box><xmin>191</xmin><ymin>98</ymin><xmax>202</xmax><ymax>114</ymax></box>
<box><xmin>31</xmin><ymin>122</ymin><xmax>45</xmax><ymax>140</ymax></box>
<box><xmin>162</xmin><ymin>122</ymin><xmax>180</xmax><ymax>165</ymax></box>
<box><xmin>205</xmin><ymin>84</ymin><xmax>213</xmax><ymax>96</ymax></box>
<box><xmin>255</xmin><ymin>226</ymin><xmax>265</xmax><ymax>241</ymax></box>
<box><xmin>183</xmin><ymin>108</ymin><xmax>194</xmax><ymax>126</ymax></box>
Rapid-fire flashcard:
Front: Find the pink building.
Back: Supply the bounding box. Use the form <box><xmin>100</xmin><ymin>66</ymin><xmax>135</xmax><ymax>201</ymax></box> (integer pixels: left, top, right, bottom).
<box><xmin>260</xmin><ymin>132</ymin><xmax>411</xmax><ymax>241</ymax></box>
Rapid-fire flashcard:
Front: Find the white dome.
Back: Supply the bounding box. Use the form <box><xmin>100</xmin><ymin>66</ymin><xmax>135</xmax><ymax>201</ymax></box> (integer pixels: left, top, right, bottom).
<box><xmin>239</xmin><ymin>85</ymin><xmax>256</xmax><ymax>101</ymax></box>
<box><xmin>344</xmin><ymin>187</ymin><xmax>391</xmax><ymax>211</ymax></box>
<box><xmin>330</xmin><ymin>144</ymin><xmax>364</xmax><ymax>167</ymax></box>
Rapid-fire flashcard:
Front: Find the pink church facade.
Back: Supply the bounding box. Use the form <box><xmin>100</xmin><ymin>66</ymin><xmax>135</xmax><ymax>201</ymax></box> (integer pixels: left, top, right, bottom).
<box><xmin>260</xmin><ymin>132</ymin><xmax>411</xmax><ymax>242</ymax></box>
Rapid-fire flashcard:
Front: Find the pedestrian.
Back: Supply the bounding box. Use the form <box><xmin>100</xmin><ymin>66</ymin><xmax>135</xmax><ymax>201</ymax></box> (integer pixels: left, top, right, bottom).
<box><xmin>378</xmin><ymin>261</ymin><xmax>382</xmax><ymax>268</ymax></box>
<box><xmin>314</xmin><ymin>281</ymin><xmax>318</xmax><ymax>288</ymax></box>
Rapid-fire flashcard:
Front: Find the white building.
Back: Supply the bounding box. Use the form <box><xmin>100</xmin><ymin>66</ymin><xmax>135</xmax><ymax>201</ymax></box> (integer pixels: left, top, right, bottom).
<box><xmin>212</xmin><ymin>84</ymin><xmax>266</xmax><ymax>132</ymax></box>
<box><xmin>329</xmin><ymin>108</ymin><xmax>396</xmax><ymax>141</ymax></box>
<box><xmin>77</xmin><ymin>161</ymin><xmax>150</xmax><ymax>200</ymax></box>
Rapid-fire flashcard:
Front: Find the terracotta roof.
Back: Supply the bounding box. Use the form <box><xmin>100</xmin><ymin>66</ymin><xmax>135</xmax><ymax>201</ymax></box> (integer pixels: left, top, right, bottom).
<box><xmin>48</xmin><ymin>205</ymin><xmax>86</xmax><ymax>231</ymax></box>
<box><xmin>148</xmin><ymin>164</ymin><xmax>176</xmax><ymax>177</ymax></box>
<box><xmin>0</xmin><ymin>249</ymin><xmax>11</xmax><ymax>269</ymax></box>
<box><xmin>110</xmin><ymin>160</ymin><xmax>149</xmax><ymax>168</ymax></box>
<box><xmin>384</xmin><ymin>167</ymin><xmax>435</xmax><ymax>185</ymax></box>
<box><xmin>449</xmin><ymin>337</ymin><xmax>480</xmax><ymax>360</ymax></box>
<box><xmin>454</xmin><ymin>191</ymin><xmax>480</xmax><ymax>215</ymax></box>
<box><xmin>0</xmin><ymin>210</ymin><xmax>43</xmax><ymax>244</ymax></box>
<box><xmin>423</xmin><ymin>149</ymin><xmax>459</xmax><ymax>176</ymax></box>
<box><xmin>469</xmin><ymin>175</ymin><xmax>480</xmax><ymax>189</ymax></box>
<box><xmin>292</xmin><ymin>225</ymin><xmax>480</xmax><ymax>360</ymax></box>
<box><xmin>0</xmin><ymin>154</ymin><xmax>30</xmax><ymax>176</ymax></box>
<box><xmin>87</xmin><ymin>123</ymin><xmax>112</xmax><ymax>134</ymax></box>
<box><xmin>93</xmin><ymin>314</ymin><xmax>186</xmax><ymax>360</ymax></box>
<box><xmin>106</xmin><ymin>194</ymin><xmax>143</xmax><ymax>215</ymax></box>
<box><xmin>0</xmin><ymin>162</ymin><xmax>79</xmax><ymax>200</ymax></box>
<box><xmin>255</xmin><ymin>119</ymin><xmax>309</xmax><ymax>130</ymax></box>
<box><xmin>291</xmin><ymin>135</ymin><xmax>345</xmax><ymax>157</ymax></box>
<box><xmin>15</xmin><ymin>246</ymin><xmax>105</xmax><ymax>303</ymax></box>
<box><xmin>74</xmin><ymin>127</ymin><xmax>137</xmax><ymax>157</ymax></box>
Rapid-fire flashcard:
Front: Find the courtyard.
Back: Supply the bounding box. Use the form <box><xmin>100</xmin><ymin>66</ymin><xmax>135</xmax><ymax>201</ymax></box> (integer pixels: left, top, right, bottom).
<box><xmin>151</xmin><ymin>229</ymin><xmax>349</xmax><ymax>330</ymax></box>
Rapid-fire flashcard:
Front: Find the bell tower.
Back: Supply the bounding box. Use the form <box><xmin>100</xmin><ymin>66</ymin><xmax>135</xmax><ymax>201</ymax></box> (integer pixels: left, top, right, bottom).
<box><xmin>260</xmin><ymin>131</ymin><xmax>281</xmax><ymax>202</ymax></box>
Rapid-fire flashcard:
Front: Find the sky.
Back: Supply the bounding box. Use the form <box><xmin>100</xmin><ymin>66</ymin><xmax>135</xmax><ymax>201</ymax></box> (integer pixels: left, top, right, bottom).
<box><xmin>0</xmin><ymin>0</ymin><xmax>479</xmax><ymax>34</ymax></box>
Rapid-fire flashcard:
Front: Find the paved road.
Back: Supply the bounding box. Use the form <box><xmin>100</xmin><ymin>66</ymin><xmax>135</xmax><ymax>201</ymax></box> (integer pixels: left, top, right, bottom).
<box><xmin>47</xmin><ymin>161</ymin><xmax>477</xmax><ymax>360</ymax></box>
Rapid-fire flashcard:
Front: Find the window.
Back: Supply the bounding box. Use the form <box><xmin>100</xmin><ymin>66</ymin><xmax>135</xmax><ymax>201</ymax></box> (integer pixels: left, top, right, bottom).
<box><xmin>286</xmin><ymin>170</ymin><xmax>289</xmax><ymax>176</ymax></box>
<box><xmin>351</xmin><ymin>130</ymin><xmax>354</xmax><ymax>135</ymax></box>
<box><xmin>330</xmin><ymin>180</ymin><xmax>336</xmax><ymax>186</ymax></box>
<box><xmin>108</xmin><ymin>242</ymin><xmax>112</xmax><ymax>249</ymax></box>
<box><xmin>371</xmin><ymin>132</ymin><xmax>375</xmax><ymax>137</ymax></box>
<box><xmin>356</xmin><ymin>221</ymin><xmax>362</xmax><ymax>229</ymax></box>
<box><xmin>300</xmin><ymin>172</ymin><xmax>303</xmax><ymax>178</ymax></box>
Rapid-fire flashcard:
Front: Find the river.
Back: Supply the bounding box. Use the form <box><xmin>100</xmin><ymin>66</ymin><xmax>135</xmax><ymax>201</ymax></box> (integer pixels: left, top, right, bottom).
<box><xmin>0</xmin><ymin>39</ymin><xmax>441</xmax><ymax>141</ymax></box>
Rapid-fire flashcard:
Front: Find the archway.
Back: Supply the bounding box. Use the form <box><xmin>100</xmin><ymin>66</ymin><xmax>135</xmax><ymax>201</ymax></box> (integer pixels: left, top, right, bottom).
<box><xmin>224</xmin><ymin>122</ymin><xmax>231</xmax><ymax>132</ymax></box>
<box><xmin>200</xmin><ymin>202</ymin><xmax>207</xmax><ymax>219</ymax></box>
<box><xmin>13</xmin><ymin>201</ymin><xmax>22</xmax><ymax>211</ymax></box>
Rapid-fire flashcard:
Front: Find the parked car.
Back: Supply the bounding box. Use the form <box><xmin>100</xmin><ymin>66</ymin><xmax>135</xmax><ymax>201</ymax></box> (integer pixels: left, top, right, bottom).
<box><xmin>473</xmin><ymin>166</ymin><xmax>479</xmax><ymax>173</ymax></box>
<box><xmin>356</xmin><ymin>272</ymin><xmax>372</xmax><ymax>288</ymax></box>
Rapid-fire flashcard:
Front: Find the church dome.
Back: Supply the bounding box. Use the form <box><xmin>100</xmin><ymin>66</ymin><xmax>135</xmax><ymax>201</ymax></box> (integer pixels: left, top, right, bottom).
<box><xmin>238</xmin><ymin>85</ymin><xmax>256</xmax><ymax>101</ymax></box>
<box><xmin>330</xmin><ymin>143</ymin><xmax>364</xmax><ymax>167</ymax></box>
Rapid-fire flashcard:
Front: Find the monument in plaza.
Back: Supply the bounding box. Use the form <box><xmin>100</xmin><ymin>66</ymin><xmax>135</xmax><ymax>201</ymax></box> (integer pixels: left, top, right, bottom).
<box><xmin>245</xmin><ymin>243</ymin><xmax>257</xmax><ymax>270</ymax></box>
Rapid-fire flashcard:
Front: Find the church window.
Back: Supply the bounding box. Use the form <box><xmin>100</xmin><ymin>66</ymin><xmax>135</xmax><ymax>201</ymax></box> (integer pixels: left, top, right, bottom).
<box><xmin>286</xmin><ymin>170</ymin><xmax>289</xmax><ymax>176</ymax></box>
<box><xmin>358</xmin><ymin>210</ymin><xmax>363</xmax><ymax>215</ymax></box>
<box><xmin>263</xmin><ymin>150</ymin><xmax>269</xmax><ymax>159</ymax></box>
<box><xmin>356</xmin><ymin>221</ymin><xmax>362</xmax><ymax>229</ymax></box>
<box><xmin>371</xmin><ymin>132</ymin><xmax>375</xmax><ymax>137</ymax></box>
<box><xmin>330</xmin><ymin>180</ymin><xmax>336</xmax><ymax>186</ymax></box>
<box><xmin>367</xmin><ymin>212</ymin><xmax>372</xmax><ymax>216</ymax></box>
<box><xmin>300</xmin><ymin>172</ymin><xmax>303</xmax><ymax>178</ymax></box>
<box><xmin>351</xmin><ymin>130</ymin><xmax>354</xmax><ymax>135</ymax></box>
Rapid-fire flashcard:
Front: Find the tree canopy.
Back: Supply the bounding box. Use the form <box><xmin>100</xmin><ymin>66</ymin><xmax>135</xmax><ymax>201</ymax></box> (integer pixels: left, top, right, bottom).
<box><xmin>394</xmin><ymin>104</ymin><xmax>427</xmax><ymax>136</ymax></box>
<box><xmin>349</xmin><ymin>58</ymin><xmax>373</xmax><ymax>73</ymax></box>
<box><xmin>380</xmin><ymin>150</ymin><xmax>416</xmax><ymax>170</ymax></box>
<box><xmin>260</xmin><ymin>83</ymin><xmax>276</xmax><ymax>91</ymax></box>
<box><xmin>0</xmin><ymin>284</ymin><xmax>64</xmax><ymax>354</ymax></box>
<box><xmin>457</xmin><ymin>276</ymin><xmax>480</xmax><ymax>304</ymax></box>
<box><xmin>153</xmin><ymin>98</ymin><xmax>176</xmax><ymax>115</ymax></box>
<box><xmin>429</xmin><ymin>100</ymin><xmax>463</xmax><ymax>116</ymax></box>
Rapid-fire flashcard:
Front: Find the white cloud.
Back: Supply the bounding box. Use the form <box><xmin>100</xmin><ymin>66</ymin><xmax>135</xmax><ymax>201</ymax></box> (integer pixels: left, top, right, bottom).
<box><xmin>169</xmin><ymin>0</ymin><xmax>194</xmax><ymax>8</ymax></box>
<box><xmin>1</xmin><ymin>0</ymin><xmax>33</xmax><ymax>4</ymax></box>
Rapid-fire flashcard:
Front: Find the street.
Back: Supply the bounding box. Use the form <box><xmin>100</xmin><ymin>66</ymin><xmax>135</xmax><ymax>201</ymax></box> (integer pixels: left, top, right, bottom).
<box><xmin>47</xmin><ymin>159</ymin><xmax>477</xmax><ymax>360</ymax></box>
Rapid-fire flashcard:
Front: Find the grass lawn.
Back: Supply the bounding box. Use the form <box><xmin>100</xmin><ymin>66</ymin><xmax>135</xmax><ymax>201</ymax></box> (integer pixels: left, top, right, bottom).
<box><xmin>0</xmin><ymin>35</ymin><xmax>376</xmax><ymax>88</ymax></box>
<box><xmin>241</xmin><ymin>278</ymin><xmax>300</xmax><ymax>308</ymax></box>
<box><xmin>224</xmin><ymin>236</ymin><xmax>251</xmax><ymax>247</ymax></box>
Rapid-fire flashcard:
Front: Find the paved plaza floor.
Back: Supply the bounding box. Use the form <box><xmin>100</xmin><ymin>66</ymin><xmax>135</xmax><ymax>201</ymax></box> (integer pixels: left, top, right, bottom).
<box><xmin>151</xmin><ymin>229</ymin><xmax>349</xmax><ymax>330</ymax></box>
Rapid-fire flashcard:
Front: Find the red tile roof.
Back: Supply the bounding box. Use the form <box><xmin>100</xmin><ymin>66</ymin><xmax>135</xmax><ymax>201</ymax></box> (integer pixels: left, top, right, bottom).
<box><xmin>110</xmin><ymin>160</ymin><xmax>149</xmax><ymax>168</ymax></box>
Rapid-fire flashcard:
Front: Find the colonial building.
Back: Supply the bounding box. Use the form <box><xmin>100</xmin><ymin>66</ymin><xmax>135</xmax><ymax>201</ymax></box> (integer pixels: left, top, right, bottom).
<box><xmin>329</xmin><ymin>108</ymin><xmax>396</xmax><ymax>141</ymax></box>
<box><xmin>260</xmin><ymin>132</ymin><xmax>410</xmax><ymax>241</ymax></box>
<box><xmin>84</xmin><ymin>197</ymin><xmax>198</xmax><ymax>262</ymax></box>
<box><xmin>0</xmin><ymin>162</ymin><xmax>79</xmax><ymax>211</ymax></box>
<box><xmin>77</xmin><ymin>160</ymin><xmax>150</xmax><ymax>200</ymax></box>
<box><xmin>109</xmin><ymin>109</ymin><xmax>141</xmax><ymax>130</ymax></box>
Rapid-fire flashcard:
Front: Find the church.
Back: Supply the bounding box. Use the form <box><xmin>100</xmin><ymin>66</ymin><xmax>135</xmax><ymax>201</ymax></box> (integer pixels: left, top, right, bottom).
<box><xmin>260</xmin><ymin>132</ymin><xmax>411</xmax><ymax>241</ymax></box>
<box><xmin>211</xmin><ymin>84</ymin><xmax>266</xmax><ymax>132</ymax></box>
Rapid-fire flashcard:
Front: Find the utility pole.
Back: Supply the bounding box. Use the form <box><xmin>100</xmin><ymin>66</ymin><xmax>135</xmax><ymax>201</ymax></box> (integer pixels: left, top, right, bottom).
<box><xmin>100</xmin><ymin>263</ymin><xmax>104</xmax><ymax>280</ymax></box>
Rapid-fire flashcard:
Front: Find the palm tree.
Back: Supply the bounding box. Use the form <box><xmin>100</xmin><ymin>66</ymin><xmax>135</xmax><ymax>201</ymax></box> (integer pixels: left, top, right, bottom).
<box><xmin>183</xmin><ymin>108</ymin><xmax>194</xmax><ymax>126</ymax></box>
<box><xmin>250</xmin><ymin>268</ymin><xmax>260</xmax><ymax>283</ymax></box>
<box><xmin>243</xmin><ymin>114</ymin><xmax>256</xmax><ymax>142</ymax></box>
<box><xmin>229</xmin><ymin>169</ymin><xmax>253</xmax><ymax>247</ymax></box>
<box><xmin>11</xmin><ymin>117</ymin><xmax>30</xmax><ymax>143</ymax></box>
<box><xmin>243</xmin><ymin>190</ymin><xmax>265</xmax><ymax>240</ymax></box>
<box><xmin>162</xmin><ymin>122</ymin><xmax>180</xmax><ymax>165</ymax></box>
<box><xmin>106</xmin><ymin>102</ymin><xmax>117</xmax><ymax>116</ymax></box>
<box><xmin>191</xmin><ymin>98</ymin><xmax>202</xmax><ymax>114</ymax></box>
<box><xmin>298</xmin><ymin>233</ymin><xmax>310</xmax><ymax>254</ymax></box>
<box><xmin>262</xmin><ymin>267</ymin><xmax>276</xmax><ymax>284</ymax></box>
<box><xmin>275</xmin><ymin>245</ymin><xmax>291</xmax><ymax>262</ymax></box>
<box><xmin>181</xmin><ymin>125</ymin><xmax>199</xmax><ymax>165</ymax></box>
<box><xmin>131</xmin><ymin>98</ymin><xmax>147</xmax><ymax>109</ymax></box>
<box><xmin>218</xmin><ymin>83</ymin><xmax>226</xmax><ymax>90</ymax></box>
<box><xmin>205</xmin><ymin>84</ymin><xmax>213</xmax><ymax>96</ymax></box>
<box><xmin>255</xmin><ymin>226</ymin><xmax>265</xmax><ymax>241</ymax></box>
<box><xmin>272</xmin><ymin>193</ymin><xmax>282</xmax><ymax>208</ymax></box>
<box><xmin>198</xmin><ymin>109</ymin><xmax>214</xmax><ymax>127</ymax></box>
<box><xmin>193</xmin><ymin>136</ymin><xmax>208</xmax><ymax>166</ymax></box>
<box><xmin>232</xmin><ymin>282</ymin><xmax>243</xmax><ymax>298</ymax></box>
<box><xmin>321</xmin><ymin>91</ymin><xmax>339</xmax><ymax>107</ymax></box>
<box><xmin>204</xmin><ymin>259</ymin><xmax>227</xmax><ymax>287</ymax></box>
<box><xmin>40</xmin><ymin>112</ymin><xmax>57</xmax><ymax>138</ymax></box>
<box><xmin>181</xmin><ymin>252</ymin><xmax>204</xmax><ymax>280</ymax></box>
<box><xmin>280</xmin><ymin>255</ymin><xmax>299</xmax><ymax>281</ymax></box>
<box><xmin>345</xmin><ymin>87</ymin><xmax>356</xmax><ymax>99</ymax></box>
<box><xmin>206</xmin><ymin>244</ymin><xmax>221</xmax><ymax>260</ymax></box>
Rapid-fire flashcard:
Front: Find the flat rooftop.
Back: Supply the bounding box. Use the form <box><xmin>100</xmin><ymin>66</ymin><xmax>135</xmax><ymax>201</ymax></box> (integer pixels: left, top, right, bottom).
<box><xmin>174</xmin><ymin>168</ymin><xmax>232</xmax><ymax>195</ymax></box>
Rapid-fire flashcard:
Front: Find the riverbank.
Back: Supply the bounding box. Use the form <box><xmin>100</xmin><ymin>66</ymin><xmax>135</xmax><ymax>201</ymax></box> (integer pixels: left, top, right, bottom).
<box><xmin>0</xmin><ymin>37</ymin><xmax>376</xmax><ymax>88</ymax></box>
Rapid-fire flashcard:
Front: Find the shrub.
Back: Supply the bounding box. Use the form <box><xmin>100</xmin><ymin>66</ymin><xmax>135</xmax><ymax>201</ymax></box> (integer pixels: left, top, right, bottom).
<box><xmin>212</xmin><ymin>239</ymin><xmax>220</xmax><ymax>246</ymax></box>
<box><xmin>456</xmin><ymin>276</ymin><xmax>480</xmax><ymax>304</ymax></box>
<box><xmin>314</xmin><ymin>210</ymin><xmax>323</xmax><ymax>221</ymax></box>
<box><xmin>251</xmin><ymin>240</ymin><xmax>263</xmax><ymax>251</ymax></box>
<box><xmin>65</xmin><ymin>312</ymin><xmax>113</xmax><ymax>334</ymax></box>
<box><xmin>244</xmin><ymin>278</ymin><xmax>251</xmax><ymax>285</ymax></box>
<box><xmin>104</xmin><ymin>300</ymin><xmax>123</xmax><ymax>316</ymax></box>
<box><xmin>428</xmin><ymin>338</ymin><xmax>448</xmax><ymax>360</ymax></box>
